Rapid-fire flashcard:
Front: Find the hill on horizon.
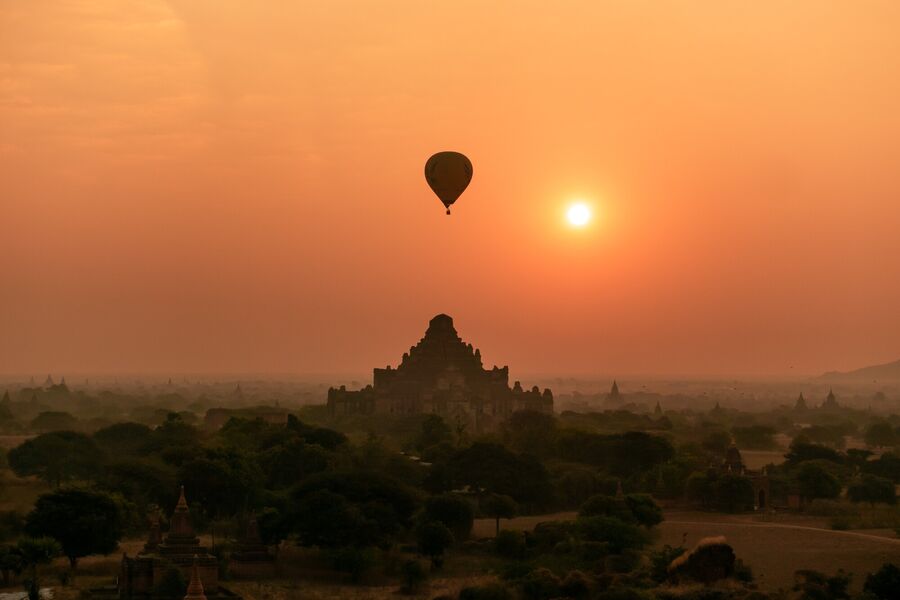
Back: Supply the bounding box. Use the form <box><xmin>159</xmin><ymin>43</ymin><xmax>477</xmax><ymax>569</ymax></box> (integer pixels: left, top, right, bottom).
<box><xmin>820</xmin><ymin>358</ymin><xmax>900</xmax><ymax>381</ymax></box>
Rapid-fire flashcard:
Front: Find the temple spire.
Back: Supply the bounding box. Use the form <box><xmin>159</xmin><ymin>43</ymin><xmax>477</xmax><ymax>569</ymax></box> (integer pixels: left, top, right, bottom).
<box><xmin>176</xmin><ymin>485</ymin><xmax>189</xmax><ymax>511</ymax></box>
<box><xmin>183</xmin><ymin>557</ymin><xmax>207</xmax><ymax>600</ymax></box>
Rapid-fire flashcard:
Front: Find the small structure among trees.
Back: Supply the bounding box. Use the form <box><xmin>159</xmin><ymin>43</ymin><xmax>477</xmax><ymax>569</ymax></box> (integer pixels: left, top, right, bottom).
<box><xmin>92</xmin><ymin>487</ymin><xmax>240</xmax><ymax>600</ymax></box>
<box><xmin>228</xmin><ymin>514</ymin><xmax>276</xmax><ymax>578</ymax></box>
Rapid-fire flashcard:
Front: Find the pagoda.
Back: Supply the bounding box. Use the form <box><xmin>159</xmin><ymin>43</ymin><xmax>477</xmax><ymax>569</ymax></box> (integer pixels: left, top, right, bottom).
<box><xmin>326</xmin><ymin>314</ymin><xmax>552</xmax><ymax>430</ymax></box>
<box><xmin>103</xmin><ymin>487</ymin><xmax>239</xmax><ymax>600</ymax></box>
<box><xmin>229</xmin><ymin>514</ymin><xmax>276</xmax><ymax>578</ymax></box>
<box><xmin>821</xmin><ymin>388</ymin><xmax>840</xmax><ymax>409</ymax></box>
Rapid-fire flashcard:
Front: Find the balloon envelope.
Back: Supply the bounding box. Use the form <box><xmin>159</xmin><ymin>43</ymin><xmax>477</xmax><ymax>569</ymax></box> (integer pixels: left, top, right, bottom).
<box><xmin>425</xmin><ymin>151</ymin><xmax>472</xmax><ymax>214</ymax></box>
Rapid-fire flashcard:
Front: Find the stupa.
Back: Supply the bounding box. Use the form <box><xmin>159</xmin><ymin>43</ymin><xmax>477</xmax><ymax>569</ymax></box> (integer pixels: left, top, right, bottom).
<box><xmin>229</xmin><ymin>514</ymin><xmax>276</xmax><ymax>578</ymax></box>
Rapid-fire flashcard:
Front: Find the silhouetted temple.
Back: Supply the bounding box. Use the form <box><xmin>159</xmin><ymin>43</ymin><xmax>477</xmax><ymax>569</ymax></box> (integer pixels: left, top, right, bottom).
<box><xmin>327</xmin><ymin>314</ymin><xmax>552</xmax><ymax>430</ymax></box>
<box><xmin>821</xmin><ymin>388</ymin><xmax>840</xmax><ymax>409</ymax></box>
<box><xmin>229</xmin><ymin>514</ymin><xmax>275</xmax><ymax>578</ymax></box>
<box><xmin>93</xmin><ymin>487</ymin><xmax>240</xmax><ymax>600</ymax></box>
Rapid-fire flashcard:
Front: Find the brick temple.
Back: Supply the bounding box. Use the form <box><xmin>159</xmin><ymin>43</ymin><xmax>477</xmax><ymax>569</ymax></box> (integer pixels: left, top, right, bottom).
<box><xmin>92</xmin><ymin>487</ymin><xmax>240</xmax><ymax>600</ymax></box>
<box><xmin>327</xmin><ymin>314</ymin><xmax>553</xmax><ymax>430</ymax></box>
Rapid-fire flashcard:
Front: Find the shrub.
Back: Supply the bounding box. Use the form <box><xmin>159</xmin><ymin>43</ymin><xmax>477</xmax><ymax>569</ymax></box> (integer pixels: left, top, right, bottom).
<box><xmin>531</xmin><ymin>521</ymin><xmax>572</xmax><ymax>550</ymax></box>
<box><xmin>829</xmin><ymin>517</ymin><xmax>851</xmax><ymax>531</ymax></box>
<box><xmin>649</xmin><ymin>544</ymin><xmax>685</xmax><ymax>583</ymax></box>
<box><xmin>519</xmin><ymin>567</ymin><xmax>561</xmax><ymax>600</ymax></box>
<box><xmin>575</xmin><ymin>517</ymin><xmax>649</xmax><ymax>553</ymax></box>
<box><xmin>560</xmin><ymin>570</ymin><xmax>591</xmax><ymax>598</ymax></box>
<box><xmin>459</xmin><ymin>583</ymin><xmax>514</xmax><ymax>600</ymax></box>
<box><xmin>864</xmin><ymin>563</ymin><xmax>900</xmax><ymax>600</ymax></box>
<box><xmin>848</xmin><ymin>475</ymin><xmax>897</xmax><ymax>505</ymax></box>
<box><xmin>668</xmin><ymin>536</ymin><xmax>736</xmax><ymax>584</ymax></box>
<box><xmin>494</xmin><ymin>530</ymin><xmax>526</xmax><ymax>560</ymax></box>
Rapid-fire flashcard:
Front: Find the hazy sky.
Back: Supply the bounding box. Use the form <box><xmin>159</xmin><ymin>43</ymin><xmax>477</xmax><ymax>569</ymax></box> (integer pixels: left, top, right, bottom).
<box><xmin>2</xmin><ymin>1</ymin><xmax>900</xmax><ymax>378</ymax></box>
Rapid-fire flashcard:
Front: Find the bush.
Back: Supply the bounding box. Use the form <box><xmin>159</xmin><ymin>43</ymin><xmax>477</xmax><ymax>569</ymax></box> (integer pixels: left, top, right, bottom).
<box><xmin>848</xmin><ymin>475</ymin><xmax>897</xmax><ymax>505</ymax></box>
<box><xmin>829</xmin><ymin>517</ymin><xmax>851</xmax><ymax>531</ymax></box>
<box><xmin>649</xmin><ymin>544</ymin><xmax>685</xmax><ymax>583</ymax></box>
<box><xmin>494</xmin><ymin>530</ymin><xmax>526</xmax><ymax>560</ymax></box>
<box><xmin>458</xmin><ymin>583</ymin><xmax>514</xmax><ymax>600</ymax></box>
<box><xmin>864</xmin><ymin>563</ymin><xmax>900</xmax><ymax>600</ymax></box>
<box><xmin>668</xmin><ymin>536</ymin><xmax>736</xmax><ymax>584</ymax></box>
<box><xmin>796</xmin><ymin>463</ymin><xmax>841</xmax><ymax>501</ymax></box>
<box><xmin>560</xmin><ymin>570</ymin><xmax>591</xmax><ymax>598</ymax></box>
<box><xmin>531</xmin><ymin>521</ymin><xmax>572</xmax><ymax>550</ymax></box>
<box><xmin>576</xmin><ymin>517</ymin><xmax>649</xmax><ymax>553</ymax></box>
<box><xmin>519</xmin><ymin>567</ymin><xmax>561</xmax><ymax>600</ymax></box>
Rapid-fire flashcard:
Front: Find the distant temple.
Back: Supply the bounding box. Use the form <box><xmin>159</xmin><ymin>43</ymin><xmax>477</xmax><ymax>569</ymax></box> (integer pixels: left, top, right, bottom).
<box><xmin>719</xmin><ymin>444</ymin><xmax>770</xmax><ymax>510</ymax></box>
<box><xmin>821</xmin><ymin>388</ymin><xmax>840</xmax><ymax>409</ymax></box>
<box><xmin>794</xmin><ymin>393</ymin><xmax>807</xmax><ymax>411</ymax></box>
<box><xmin>96</xmin><ymin>487</ymin><xmax>240</xmax><ymax>600</ymax></box>
<box><xmin>327</xmin><ymin>314</ymin><xmax>553</xmax><ymax>430</ymax></box>
<box><xmin>229</xmin><ymin>514</ymin><xmax>275</xmax><ymax>578</ymax></box>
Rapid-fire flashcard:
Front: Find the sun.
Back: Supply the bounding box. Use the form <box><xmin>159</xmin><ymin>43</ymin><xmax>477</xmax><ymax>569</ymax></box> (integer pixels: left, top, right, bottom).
<box><xmin>566</xmin><ymin>202</ymin><xmax>592</xmax><ymax>227</ymax></box>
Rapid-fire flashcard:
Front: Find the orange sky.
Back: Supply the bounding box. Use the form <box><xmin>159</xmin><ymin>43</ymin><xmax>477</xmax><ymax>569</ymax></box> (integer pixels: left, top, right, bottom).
<box><xmin>2</xmin><ymin>1</ymin><xmax>900</xmax><ymax>378</ymax></box>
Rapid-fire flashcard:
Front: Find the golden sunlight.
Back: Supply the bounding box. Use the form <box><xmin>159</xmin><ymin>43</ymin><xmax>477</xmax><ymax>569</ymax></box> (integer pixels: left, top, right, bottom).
<box><xmin>566</xmin><ymin>202</ymin><xmax>592</xmax><ymax>228</ymax></box>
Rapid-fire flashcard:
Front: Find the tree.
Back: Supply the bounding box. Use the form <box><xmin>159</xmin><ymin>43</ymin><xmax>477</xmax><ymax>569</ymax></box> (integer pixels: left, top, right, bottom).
<box><xmin>847</xmin><ymin>475</ymin><xmax>897</xmax><ymax>505</ymax></box>
<box><xmin>25</xmin><ymin>489</ymin><xmax>123</xmax><ymax>571</ymax></box>
<box><xmin>29</xmin><ymin>412</ymin><xmax>78</xmax><ymax>433</ymax></box>
<box><xmin>424</xmin><ymin>493</ymin><xmax>474</xmax><ymax>540</ymax></box>
<box><xmin>16</xmin><ymin>537</ymin><xmax>59</xmax><ymax>600</ymax></box>
<box><xmin>701</xmin><ymin>431</ymin><xmax>732</xmax><ymax>455</ymax></box>
<box><xmin>578</xmin><ymin>495</ymin><xmax>633</xmax><ymax>522</ymax></box>
<box><xmin>480</xmin><ymin>494</ymin><xmax>517</xmax><ymax>536</ymax></box>
<box><xmin>731</xmin><ymin>425</ymin><xmax>776</xmax><ymax>450</ymax></box>
<box><xmin>785</xmin><ymin>441</ymin><xmax>843</xmax><ymax>465</ymax></box>
<box><xmin>93</xmin><ymin>422</ymin><xmax>153</xmax><ymax>455</ymax></box>
<box><xmin>574</xmin><ymin>516</ymin><xmax>649</xmax><ymax>554</ymax></box>
<box><xmin>102</xmin><ymin>460</ymin><xmax>174</xmax><ymax>510</ymax></box>
<box><xmin>442</xmin><ymin>443</ymin><xmax>553</xmax><ymax>507</ymax></box>
<box><xmin>865</xmin><ymin>422</ymin><xmax>898</xmax><ymax>448</ymax></box>
<box><xmin>578</xmin><ymin>494</ymin><xmax>663</xmax><ymax>528</ymax></box>
<box><xmin>624</xmin><ymin>494</ymin><xmax>664</xmax><ymax>528</ymax></box>
<box><xmin>289</xmin><ymin>470</ymin><xmax>419</xmax><ymax>548</ymax></box>
<box><xmin>258</xmin><ymin>439</ymin><xmax>329</xmax><ymax>489</ymax></box>
<box><xmin>864</xmin><ymin>563</ymin><xmax>900</xmax><ymax>600</ymax></box>
<box><xmin>416</xmin><ymin>415</ymin><xmax>452</xmax><ymax>451</ymax></box>
<box><xmin>796</xmin><ymin>463</ymin><xmax>841</xmax><ymax>501</ymax></box>
<box><xmin>863</xmin><ymin>453</ymin><xmax>900</xmax><ymax>483</ymax></box>
<box><xmin>503</xmin><ymin>410</ymin><xmax>557</xmax><ymax>456</ymax></box>
<box><xmin>416</xmin><ymin>521</ymin><xmax>454</xmax><ymax>569</ymax></box>
<box><xmin>7</xmin><ymin>431</ymin><xmax>104</xmax><ymax>487</ymax></box>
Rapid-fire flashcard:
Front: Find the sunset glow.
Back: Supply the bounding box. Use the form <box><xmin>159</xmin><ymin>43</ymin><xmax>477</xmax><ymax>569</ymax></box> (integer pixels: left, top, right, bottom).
<box><xmin>2</xmin><ymin>2</ymin><xmax>900</xmax><ymax>377</ymax></box>
<box><xmin>566</xmin><ymin>203</ymin><xmax>592</xmax><ymax>228</ymax></box>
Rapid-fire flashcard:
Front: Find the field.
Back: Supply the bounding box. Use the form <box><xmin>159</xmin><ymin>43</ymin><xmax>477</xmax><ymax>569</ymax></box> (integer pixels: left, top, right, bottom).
<box><xmin>474</xmin><ymin>509</ymin><xmax>899</xmax><ymax>592</ymax></box>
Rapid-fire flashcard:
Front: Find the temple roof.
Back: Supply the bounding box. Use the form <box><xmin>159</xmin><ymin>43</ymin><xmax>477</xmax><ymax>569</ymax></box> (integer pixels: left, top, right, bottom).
<box><xmin>184</xmin><ymin>559</ymin><xmax>207</xmax><ymax>600</ymax></box>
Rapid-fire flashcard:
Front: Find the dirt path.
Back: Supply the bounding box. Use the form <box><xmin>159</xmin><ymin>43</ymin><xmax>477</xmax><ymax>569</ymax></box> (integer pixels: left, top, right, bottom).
<box><xmin>664</xmin><ymin>519</ymin><xmax>900</xmax><ymax>544</ymax></box>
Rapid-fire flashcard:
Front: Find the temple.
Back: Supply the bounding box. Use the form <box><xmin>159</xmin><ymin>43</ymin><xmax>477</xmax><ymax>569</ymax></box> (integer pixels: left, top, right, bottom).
<box><xmin>94</xmin><ymin>487</ymin><xmax>240</xmax><ymax>600</ymax></box>
<box><xmin>327</xmin><ymin>314</ymin><xmax>553</xmax><ymax>430</ymax></box>
<box><xmin>821</xmin><ymin>388</ymin><xmax>840</xmax><ymax>409</ymax></box>
<box><xmin>228</xmin><ymin>514</ymin><xmax>276</xmax><ymax>578</ymax></box>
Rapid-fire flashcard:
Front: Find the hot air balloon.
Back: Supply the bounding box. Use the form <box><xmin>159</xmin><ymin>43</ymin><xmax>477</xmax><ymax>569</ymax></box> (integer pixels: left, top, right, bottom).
<box><xmin>425</xmin><ymin>151</ymin><xmax>472</xmax><ymax>215</ymax></box>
